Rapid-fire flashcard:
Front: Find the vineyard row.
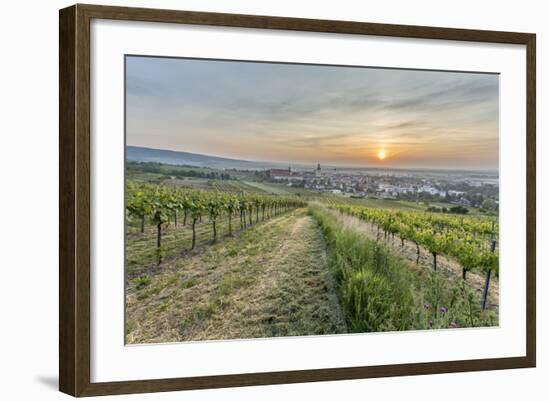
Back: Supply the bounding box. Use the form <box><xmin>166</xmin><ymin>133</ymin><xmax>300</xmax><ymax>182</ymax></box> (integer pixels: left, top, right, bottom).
<box><xmin>126</xmin><ymin>182</ymin><xmax>306</xmax><ymax>264</ymax></box>
<box><xmin>330</xmin><ymin>204</ymin><xmax>499</xmax><ymax>309</ymax></box>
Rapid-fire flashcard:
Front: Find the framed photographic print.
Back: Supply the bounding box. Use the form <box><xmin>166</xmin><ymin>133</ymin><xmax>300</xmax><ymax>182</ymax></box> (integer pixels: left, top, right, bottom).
<box><xmin>59</xmin><ymin>4</ymin><xmax>536</xmax><ymax>397</ymax></box>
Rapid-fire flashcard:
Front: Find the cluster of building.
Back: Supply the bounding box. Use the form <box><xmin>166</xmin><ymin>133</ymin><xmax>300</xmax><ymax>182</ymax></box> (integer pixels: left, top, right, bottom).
<box><xmin>268</xmin><ymin>164</ymin><xmax>490</xmax><ymax>208</ymax></box>
<box><xmin>270</xmin><ymin>164</ymin><xmax>368</xmax><ymax>195</ymax></box>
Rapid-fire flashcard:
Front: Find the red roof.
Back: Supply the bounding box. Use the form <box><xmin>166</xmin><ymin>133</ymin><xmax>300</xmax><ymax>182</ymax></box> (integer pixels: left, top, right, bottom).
<box><xmin>270</xmin><ymin>169</ymin><xmax>291</xmax><ymax>176</ymax></box>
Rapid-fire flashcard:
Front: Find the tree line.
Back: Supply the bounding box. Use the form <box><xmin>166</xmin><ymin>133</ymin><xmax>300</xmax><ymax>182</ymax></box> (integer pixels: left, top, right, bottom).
<box><xmin>127</xmin><ymin>161</ymin><xmax>232</xmax><ymax>180</ymax></box>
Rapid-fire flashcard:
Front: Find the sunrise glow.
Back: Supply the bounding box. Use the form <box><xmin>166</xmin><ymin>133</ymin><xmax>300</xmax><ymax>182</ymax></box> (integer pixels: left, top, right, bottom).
<box><xmin>126</xmin><ymin>56</ymin><xmax>499</xmax><ymax>170</ymax></box>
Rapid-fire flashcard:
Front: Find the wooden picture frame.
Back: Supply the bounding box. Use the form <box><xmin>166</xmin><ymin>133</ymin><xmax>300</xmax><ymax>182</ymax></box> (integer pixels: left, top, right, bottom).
<box><xmin>59</xmin><ymin>3</ymin><xmax>536</xmax><ymax>397</ymax></box>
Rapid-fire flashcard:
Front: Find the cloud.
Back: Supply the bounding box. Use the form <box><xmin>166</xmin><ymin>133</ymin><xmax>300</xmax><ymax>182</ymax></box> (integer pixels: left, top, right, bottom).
<box><xmin>125</xmin><ymin>56</ymin><xmax>499</xmax><ymax>170</ymax></box>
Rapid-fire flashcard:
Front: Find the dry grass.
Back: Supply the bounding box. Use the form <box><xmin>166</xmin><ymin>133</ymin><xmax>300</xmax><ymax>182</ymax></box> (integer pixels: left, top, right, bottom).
<box><xmin>125</xmin><ymin>209</ymin><xmax>346</xmax><ymax>344</ymax></box>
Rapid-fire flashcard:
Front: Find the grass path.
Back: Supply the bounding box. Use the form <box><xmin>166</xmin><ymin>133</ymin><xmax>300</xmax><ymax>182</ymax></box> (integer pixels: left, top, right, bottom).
<box><xmin>126</xmin><ymin>209</ymin><xmax>346</xmax><ymax>344</ymax></box>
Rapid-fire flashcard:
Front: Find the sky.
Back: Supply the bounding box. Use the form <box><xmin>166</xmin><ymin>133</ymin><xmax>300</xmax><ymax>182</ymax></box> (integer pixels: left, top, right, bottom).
<box><xmin>126</xmin><ymin>56</ymin><xmax>499</xmax><ymax>171</ymax></box>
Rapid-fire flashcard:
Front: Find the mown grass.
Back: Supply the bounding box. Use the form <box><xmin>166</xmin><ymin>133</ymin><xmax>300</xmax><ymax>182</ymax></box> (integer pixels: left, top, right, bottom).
<box><xmin>309</xmin><ymin>205</ymin><xmax>497</xmax><ymax>332</ymax></box>
<box><xmin>323</xmin><ymin>196</ymin><xmax>426</xmax><ymax>211</ymax></box>
<box><xmin>126</xmin><ymin>209</ymin><xmax>279</xmax><ymax>280</ymax></box>
<box><xmin>242</xmin><ymin>181</ymin><xmax>313</xmax><ymax>196</ymax></box>
<box><xmin>326</xmin><ymin>196</ymin><xmax>489</xmax><ymax>216</ymax></box>
<box><xmin>125</xmin><ymin>209</ymin><xmax>346</xmax><ymax>343</ymax></box>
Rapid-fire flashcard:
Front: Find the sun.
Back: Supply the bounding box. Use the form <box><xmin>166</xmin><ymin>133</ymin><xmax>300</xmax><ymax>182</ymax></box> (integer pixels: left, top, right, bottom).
<box><xmin>377</xmin><ymin>148</ymin><xmax>386</xmax><ymax>160</ymax></box>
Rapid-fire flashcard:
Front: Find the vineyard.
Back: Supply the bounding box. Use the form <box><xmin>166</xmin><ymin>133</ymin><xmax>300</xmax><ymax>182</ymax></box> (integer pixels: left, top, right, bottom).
<box><xmin>125</xmin><ymin>180</ymin><xmax>498</xmax><ymax>343</ymax></box>
<box><xmin>126</xmin><ymin>181</ymin><xmax>306</xmax><ymax>268</ymax></box>
<box><xmin>327</xmin><ymin>203</ymin><xmax>499</xmax><ymax>309</ymax></box>
<box><xmin>309</xmin><ymin>205</ymin><xmax>497</xmax><ymax>332</ymax></box>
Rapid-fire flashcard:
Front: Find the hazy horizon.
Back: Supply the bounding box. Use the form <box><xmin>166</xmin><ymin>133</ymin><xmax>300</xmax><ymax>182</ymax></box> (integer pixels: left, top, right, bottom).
<box><xmin>126</xmin><ymin>56</ymin><xmax>499</xmax><ymax>171</ymax></box>
<box><xmin>127</xmin><ymin>144</ymin><xmax>499</xmax><ymax>174</ymax></box>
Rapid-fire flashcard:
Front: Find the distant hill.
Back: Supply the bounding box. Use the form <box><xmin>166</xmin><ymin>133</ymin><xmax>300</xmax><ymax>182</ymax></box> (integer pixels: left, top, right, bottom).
<box><xmin>126</xmin><ymin>146</ymin><xmax>265</xmax><ymax>170</ymax></box>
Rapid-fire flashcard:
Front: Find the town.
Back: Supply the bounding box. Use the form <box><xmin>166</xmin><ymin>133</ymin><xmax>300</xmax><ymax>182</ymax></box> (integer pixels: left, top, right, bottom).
<box><xmin>267</xmin><ymin>163</ymin><xmax>499</xmax><ymax>212</ymax></box>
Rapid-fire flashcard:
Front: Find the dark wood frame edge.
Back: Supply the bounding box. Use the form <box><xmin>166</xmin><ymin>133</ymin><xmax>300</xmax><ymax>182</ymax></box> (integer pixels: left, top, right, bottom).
<box><xmin>59</xmin><ymin>3</ymin><xmax>536</xmax><ymax>397</ymax></box>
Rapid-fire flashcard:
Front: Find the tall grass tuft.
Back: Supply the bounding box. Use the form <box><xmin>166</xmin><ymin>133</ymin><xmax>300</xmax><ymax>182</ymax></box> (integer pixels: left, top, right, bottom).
<box><xmin>309</xmin><ymin>205</ymin><xmax>496</xmax><ymax>333</ymax></box>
